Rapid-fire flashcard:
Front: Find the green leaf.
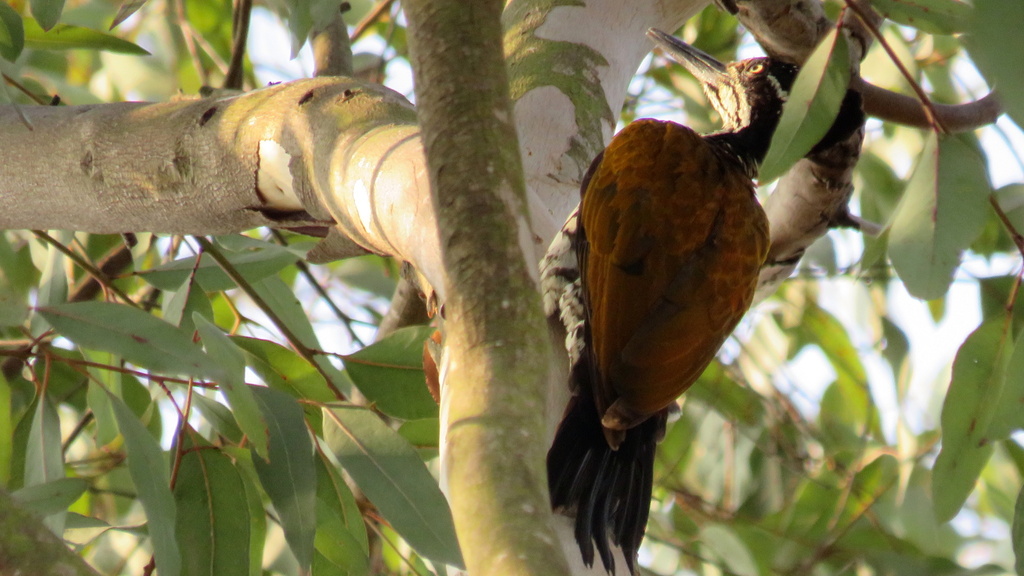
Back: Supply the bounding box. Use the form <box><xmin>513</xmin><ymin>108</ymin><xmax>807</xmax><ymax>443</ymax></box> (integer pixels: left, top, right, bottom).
<box><xmin>969</xmin><ymin>2</ymin><xmax>1024</xmax><ymax>130</ymax></box>
<box><xmin>173</xmin><ymin>433</ymin><xmax>251</xmax><ymax>576</ymax></box>
<box><xmin>38</xmin><ymin>302</ymin><xmax>225</xmax><ymax>380</ymax></box>
<box><xmin>323</xmin><ymin>406</ymin><xmax>463</xmax><ymax>568</ymax></box>
<box><xmin>870</xmin><ymin>0</ymin><xmax>972</xmax><ymax>35</ymax></box>
<box><xmin>110</xmin><ymin>0</ymin><xmax>149</xmax><ymax>30</ymax></box>
<box><xmin>194</xmin><ymin>315</ymin><xmax>269</xmax><ymax>460</ymax></box>
<box><xmin>251</xmin><ymin>387</ymin><xmax>316</xmax><ymax>573</ymax></box>
<box><xmin>888</xmin><ymin>133</ymin><xmax>990</xmax><ymax>300</ymax></box>
<box><xmin>231</xmin><ymin>336</ymin><xmax>333</xmax><ymax>402</ymax></box>
<box><xmin>758</xmin><ymin>28</ymin><xmax>850</xmax><ymax>183</ymax></box>
<box><xmin>30</xmin><ymin>0</ymin><xmax>64</xmax><ymax>31</ymax></box>
<box><xmin>109</xmin><ymin>391</ymin><xmax>180</xmax><ymax>576</ymax></box>
<box><xmin>23</xmin><ymin>20</ymin><xmax>149</xmax><ymax>54</ymax></box>
<box><xmin>1014</xmin><ymin>482</ymin><xmax>1024</xmax><ymax>575</ymax></box>
<box><xmin>344</xmin><ymin>326</ymin><xmax>437</xmax><ymax>420</ymax></box>
<box><xmin>222</xmin><ymin>447</ymin><xmax>268</xmax><ymax>576</ymax></box>
<box><xmin>987</xmin><ymin>331</ymin><xmax>1024</xmax><ymax>440</ymax></box>
<box><xmin>314</xmin><ymin>451</ymin><xmax>370</xmax><ymax>574</ymax></box>
<box><xmin>686</xmin><ymin>362</ymin><xmax>764</xmax><ymax>427</ymax></box>
<box><xmin>0</xmin><ymin>4</ymin><xmax>24</xmax><ymax>62</ymax></box>
<box><xmin>190</xmin><ymin>394</ymin><xmax>243</xmax><ymax>443</ymax></box>
<box><xmin>0</xmin><ymin>371</ymin><xmax>11</xmax><ymax>486</ymax></box>
<box><xmin>286</xmin><ymin>0</ymin><xmax>313</xmax><ymax>58</ymax></box>
<box><xmin>12</xmin><ymin>477</ymin><xmax>87</xmax><ymax>516</ymax></box>
<box><xmin>24</xmin><ymin>393</ymin><xmax>63</xmax><ymax>488</ymax></box>
<box><xmin>932</xmin><ymin>319</ymin><xmax>1011</xmax><ymax>522</ymax></box>
<box><xmin>700</xmin><ymin>524</ymin><xmax>757</xmax><ymax>576</ymax></box>
<box><xmin>397</xmin><ymin>418</ymin><xmax>440</xmax><ymax>449</ymax></box>
<box><xmin>139</xmin><ymin>240</ymin><xmax>300</xmax><ymax>291</ymax></box>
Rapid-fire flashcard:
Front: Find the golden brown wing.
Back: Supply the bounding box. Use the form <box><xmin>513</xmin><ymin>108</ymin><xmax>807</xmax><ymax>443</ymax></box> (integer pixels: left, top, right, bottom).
<box><xmin>578</xmin><ymin>118</ymin><xmax>770</xmax><ymax>433</ymax></box>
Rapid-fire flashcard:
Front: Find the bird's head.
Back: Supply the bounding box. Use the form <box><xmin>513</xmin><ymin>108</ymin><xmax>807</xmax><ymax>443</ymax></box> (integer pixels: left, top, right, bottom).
<box><xmin>647</xmin><ymin>28</ymin><xmax>797</xmax><ymax>135</ymax></box>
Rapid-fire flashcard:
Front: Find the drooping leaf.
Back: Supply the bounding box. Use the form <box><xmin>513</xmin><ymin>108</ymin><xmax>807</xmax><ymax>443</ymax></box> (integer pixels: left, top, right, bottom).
<box><xmin>1014</xmin><ymin>482</ymin><xmax>1024</xmax><ymax>575</ymax></box>
<box><xmin>932</xmin><ymin>319</ymin><xmax>1011</xmax><ymax>522</ymax></box>
<box><xmin>194</xmin><ymin>315</ymin><xmax>268</xmax><ymax>459</ymax></box>
<box><xmin>870</xmin><ymin>0</ymin><xmax>972</xmax><ymax>35</ymax></box>
<box><xmin>888</xmin><ymin>133</ymin><xmax>990</xmax><ymax>300</ymax></box>
<box><xmin>12</xmin><ymin>477</ymin><xmax>88</xmax><ymax>517</ymax></box>
<box><xmin>251</xmin><ymin>387</ymin><xmax>316</xmax><ymax>573</ymax></box>
<box><xmin>109</xmin><ymin>391</ymin><xmax>180</xmax><ymax>576</ymax></box>
<box><xmin>23</xmin><ymin>20</ymin><xmax>149</xmax><ymax>54</ymax></box>
<box><xmin>38</xmin><ymin>302</ymin><xmax>225</xmax><ymax>381</ymax></box>
<box><xmin>313</xmin><ymin>451</ymin><xmax>370</xmax><ymax>574</ymax></box>
<box><xmin>397</xmin><ymin>418</ymin><xmax>440</xmax><ymax>449</ymax></box>
<box><xmin>987</xmin><ymin>331</ymin><xmax>1024</xmax><ymax>440</ymax></box>
<box><xmin>344</xmin><ymin>326</ymin><xmax>437</xmax><ymax>420</ymax></box>
<box><xmin>0</xmin><ymin>372</ymin><xmax>11</xmax><ymax>485</ymax></box>
<box><xmin>173</xmin><ymin>433</ymin><xmax>251</xmax><ymax>576</ymax></box>
<box><xmin>968</xmin><ymin>2</ymin><xmax>1024</xmax><ymax>129</ymax></box>
<box><xmin>0</xmin><ymin>4</ymin><xmax>24</xmax><ymax>62</ymax></box>
<box><xmin>699</xmin><ymin>524</ymin><xmax>757</xmax><ymax>576</ymax></box>
<box><xmin>231</xmin><ymin>336</ymin><xmax>333</xmax><ymax>403</ymax></box>
<box><xmin>323</xmin><ymin>406</ymin><xmax>463</xmax><ymax>568</ymax></box>
<box><xmin>110</xmin><ymin>0</ymin><xmax>149</xmax><ymax>30</ymax></box>
<box><xmin>758</xmin><ymin>28</ymin><xmax>850</xmax><ymax>183</ymax></box>
<box><xmin>138</xmin><ymin>240</ymin><xmax>300</xmax><ymax>291</ymax></box>
<box><xmin>30</xmin><ymin>0</ymin><xmax>64</xmax><ymax>31</ymax></box>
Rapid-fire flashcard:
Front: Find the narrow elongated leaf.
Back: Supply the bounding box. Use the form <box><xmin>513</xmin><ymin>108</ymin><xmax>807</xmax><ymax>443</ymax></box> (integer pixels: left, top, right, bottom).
<box><xmin>0</xmin><ymin>372</ymin><xmax>11</xmax><ymax>485</ymax></box>
<box><xmin>251</xmin><ymin>387</ymin><xmax>316</xmax><ymax>573</ymax></box>
<box><xmin>871</xmin><ymin>0</ymin><xmax>972</xmax><ymax>35</ymax></box>
<box><xmin>139</xmin><ymin>242</ymin><xmax>300</xmax><ymax>291</ymax></box>
<box><xmin>987</xmin><ymin>337</ymin><xmax>1024</xmax><ymax>440</ymax></box>
<box><xmin>30</xmin><ymin>0</ymin><xmax>64</xmax><ymax>31</ymax></box>
<box><xmin>109</xmin><ymin>391</ymin><xmax>180</xmax><ymax>576</ymax></box>
<box><xmin>888</xmin><ymin>133</ymin><xmax>990</xmax><ymax>300</ymax></box>
<box><xmin>110</xmin><ymin>0</ymin><xmax>149</xmax><ymax>29</ymax></box>
<box><xmin>38</xmin><ymin>302</ymin><xmax>225</xmax><ymax>380</ymax></box>
<box><xmin>194</xmin><ymin>315</ymin><xmax>268</xmax><ymax>459</ymax></box>
<box><xmin>758</xmin><ymin>28</ymin><xmax>850</xmax><ymax>183</ymax></box>
<box><xmin>932</xmin><ymin>319</ymin><xmax>1011</xmax><ymax>522</ymax></box>
<box><xmin>700</xmin><ymin>524</ymin><xmax>757</xmax><ymax>576</ymax></box>
<box><xmin>24</xmin><ymin>394</ymin><xmax>62</xmax><ymax>487</ymax></box>
<box><xmin>13</xmin><ymin>477</ymin><xmax>87</xmax><ymax>516</ymax></box>
<box><xmin>173</xmin><ymin>433</ymin><xmax>250</xmax><ymax>576</ymax></box>
<box><xmin>0</xmin><ymin>3</ymin><xmax>24</xmax><ymax>62</ymax></box>
<box><xmin>314</xmin><ymin>452</ymin><xmax>370</xmax><ymax>574</ymax></box>
<box><xmin>222</xmin><ymin>447</ymin><xmax>268</xmax><ymax>576</ymax></box>
<box><xmin>252</xmin><ymin>275</ymin><xmax>348</xmax><ymax>386</ymax></box>
<box><xmin>969</xmin><ymin>2</ymin><xmax>1024</xmax><ymax>130</ymax></box>
<box><xmin>1014</xmin><ymin>482</ymin><xmax>1024</xmax><ymax>575</ymax></box>
<box><xmin>323</xmin><ymin>406</ymin><xmax>463</xmax><ymax>568</ymax></box>
<box><xmin>344</xmin><ymin>326</ymin><xmax>437</xmax><ymax>420</ymax></box>
<box><xmin>231</xmin><ymin>336</ymin><xmax>333</xmax><ymax>403</ymax></box>
<box><xmin>23</xmin><ymin>20</ymin><xmax>149</xmax><ymax>54</ymax></box>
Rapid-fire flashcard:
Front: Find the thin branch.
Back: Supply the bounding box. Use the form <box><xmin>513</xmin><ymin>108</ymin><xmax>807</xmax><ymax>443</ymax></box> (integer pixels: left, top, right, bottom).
<box><xmin>194</xmin><ymin>236</ymin><xmax>347</xmax><ymax>400</ymax></box>
<box><xmin>352</xmin><ymin>0</ymin><xmax>397</xmax><ymax>41</ymax></box>
<box><xmin>860</xmin><ymin>80</ymin><xmax>1002</xmax><ymax>132</ymax></box>
<box><xmin>844</xmin><ymin>0</ymin><xmax>945</xmax><ymax>132</ymax></box>
<box><xmin>224</xmin><ymin>0</ymin><xmax>253</xmax><ymax>90</ymax></box>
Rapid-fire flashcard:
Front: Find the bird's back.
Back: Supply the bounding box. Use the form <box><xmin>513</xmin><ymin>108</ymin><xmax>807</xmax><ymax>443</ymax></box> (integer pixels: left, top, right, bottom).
<box><xmin>579</xmin><ymin>118</ymin><xmax>770</xmax><ymax>433</ymax></box>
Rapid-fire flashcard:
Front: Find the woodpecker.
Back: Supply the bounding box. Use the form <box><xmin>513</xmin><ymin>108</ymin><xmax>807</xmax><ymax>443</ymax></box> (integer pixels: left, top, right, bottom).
<box><xmin>541</xmin><ymin>29</ymin><xmax>863</xmax><ymax>574</ymax></box>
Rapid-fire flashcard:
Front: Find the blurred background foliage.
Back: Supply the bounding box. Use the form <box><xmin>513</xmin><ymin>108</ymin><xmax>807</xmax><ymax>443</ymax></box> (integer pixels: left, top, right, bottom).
<box><xmin>1</xmin><ymin>0</ymin><xmax>1023</xmax><ymax>575</ymax></box>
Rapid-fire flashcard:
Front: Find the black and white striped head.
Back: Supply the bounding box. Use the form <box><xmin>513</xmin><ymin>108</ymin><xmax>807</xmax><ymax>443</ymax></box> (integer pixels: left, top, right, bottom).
<box><xmin>647</xmin><ymin>28</ymin><xmax>798</xmax><ymax>134</ymax></box>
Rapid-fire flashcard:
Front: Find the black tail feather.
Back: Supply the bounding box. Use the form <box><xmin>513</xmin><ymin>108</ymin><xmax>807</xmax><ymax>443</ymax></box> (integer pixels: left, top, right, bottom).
<box><xmin>547</xmin><ymin>396</ymin><xmax>664</xmax><ymax>574</ymax></box>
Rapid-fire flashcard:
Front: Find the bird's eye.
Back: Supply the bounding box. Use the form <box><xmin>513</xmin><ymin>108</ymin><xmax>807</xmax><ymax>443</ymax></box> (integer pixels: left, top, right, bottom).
<box><xmin>749</xmin><ymin>63</ymin><xmax>766</xmax><ymax>75</ymax></box>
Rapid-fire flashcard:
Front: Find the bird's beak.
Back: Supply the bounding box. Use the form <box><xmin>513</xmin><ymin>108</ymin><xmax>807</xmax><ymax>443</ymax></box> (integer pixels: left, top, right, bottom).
<box><xmin>646</xmin><ymin>28</ymin><xmax>728</xmax><ymax>87</ymax></box>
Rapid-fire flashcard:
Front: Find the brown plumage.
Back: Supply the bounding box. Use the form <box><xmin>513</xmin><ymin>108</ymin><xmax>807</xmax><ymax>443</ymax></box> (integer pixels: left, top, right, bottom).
<box><xmin>542</xmin><ymin>28</ymin><xmax>863</xmax><ymax>575</ymax></box>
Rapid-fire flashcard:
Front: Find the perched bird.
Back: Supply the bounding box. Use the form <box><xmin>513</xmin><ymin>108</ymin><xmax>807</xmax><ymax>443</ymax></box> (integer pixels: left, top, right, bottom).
<box><xmin>541</xmin><ymin>28</ymin><xmax>863</xmax><ymax>574</ymax></box>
